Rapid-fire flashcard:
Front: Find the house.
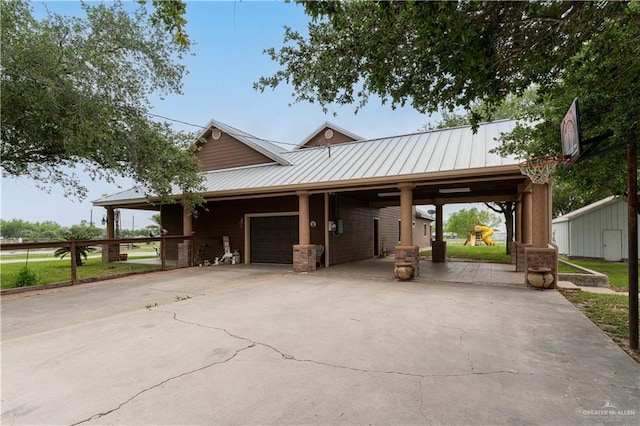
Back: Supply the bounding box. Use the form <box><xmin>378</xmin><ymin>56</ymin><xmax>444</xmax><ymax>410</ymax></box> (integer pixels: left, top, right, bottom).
<box><xmin>94</xmin><ymin>118</ymin><xmax>553</xmax><ymax>279</ymax></box>
<box><xmin>552</xmin><ymin>195</ymin><xmax>639</xmax><ymax>261</ymax></box>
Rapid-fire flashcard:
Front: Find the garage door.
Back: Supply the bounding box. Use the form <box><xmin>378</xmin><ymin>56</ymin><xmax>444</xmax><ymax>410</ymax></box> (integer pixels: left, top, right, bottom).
<box><xmin>250</xmin><ymin>216</ymin><xmax>299</xmax><ymax>264</ymax></box>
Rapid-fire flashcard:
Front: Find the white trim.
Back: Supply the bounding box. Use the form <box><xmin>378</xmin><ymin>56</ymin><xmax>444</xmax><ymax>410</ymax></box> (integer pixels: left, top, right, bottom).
<box><xmin>243</xmin><ymin>211</ymin><xmax>299</xmax><ymax>265</ymax></box>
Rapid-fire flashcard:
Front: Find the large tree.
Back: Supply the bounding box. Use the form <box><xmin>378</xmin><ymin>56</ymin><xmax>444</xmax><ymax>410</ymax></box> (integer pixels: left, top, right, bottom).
<box><xmin>0</xmin><ymin>1</ymin><xmax>204</xmax><ymax>209</ymax></box>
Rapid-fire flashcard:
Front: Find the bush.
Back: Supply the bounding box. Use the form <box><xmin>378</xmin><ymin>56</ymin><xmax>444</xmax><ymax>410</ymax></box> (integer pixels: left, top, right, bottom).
<box><xmin>14</xmin><ymin>266</ymin><xmax>39</xmax><ymax>287</ymax></box>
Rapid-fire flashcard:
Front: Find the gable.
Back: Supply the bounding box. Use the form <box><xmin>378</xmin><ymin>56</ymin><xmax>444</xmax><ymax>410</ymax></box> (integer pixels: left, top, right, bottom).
<box><xmin>297</xmin><ymin>123</ymin><xmax>363</xmax><ymax>149</ymax></box>
<box><xmin>196</xmin><ymin>131</ymin><xmax>275</xmax><ymax>171</ymax></box>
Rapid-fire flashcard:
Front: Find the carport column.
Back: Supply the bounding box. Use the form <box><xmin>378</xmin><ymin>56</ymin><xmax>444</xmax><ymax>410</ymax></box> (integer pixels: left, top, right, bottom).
<box><xmin>102</xmin><ymin>207</ymin><xmax>120</xmax><ymax>263</ymax></box>
<box><xmin>513</xmin><ymin>198</ymin><xmax>522</xmax><ymax>265</ymax></box>
<box><xmin>394</xmin><ymin>183</ymin><xmax>419</xmax><ymax>279</ymax></box>
<box><xmin>293</xmin><ymin>191</ymin><xmax>316</xmax><ymax>273</ymax></box>
<box><xmin>177</xmin><ymin>206</ymin><xmax>193</xmax><ymax>267</ymax></box>
<box><xmin>515</xmin><ymin>186</ymin><xmax>533</xmax><ymax>272</ymax></box>
<box><xmin>524</xmin><ymin>183</ymin><xmax>557</xmax><ymax>289</ymax></box>
<box><xmin>431</xmin><ymin>201</ymin><xmax>446</xmax><ymax>263</ymax></box>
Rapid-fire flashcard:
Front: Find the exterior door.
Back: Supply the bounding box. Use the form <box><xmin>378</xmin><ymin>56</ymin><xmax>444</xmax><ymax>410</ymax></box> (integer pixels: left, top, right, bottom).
<box><xmin>250</xmin><ymin>216</ymin><xmax>299</xmax><ymax>264</ymax></box>
<box><xmin>603</xmin><ymin>229</ymin><xmax>622</xmax><ymax>261</ymax></box>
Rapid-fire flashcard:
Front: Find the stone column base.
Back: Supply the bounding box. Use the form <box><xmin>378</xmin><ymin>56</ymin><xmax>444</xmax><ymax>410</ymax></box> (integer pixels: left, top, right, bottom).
<box><xmin>394</xmin><ymin>245</ymin><xmax>420</xmax><ymax>279</ymax></box>
<box><xmin>514</xmin><ymin>242</ymin><xmax>532</xmax><ymax>272</ymax></box>
<box><xmin>524</xmin><ymin>247</ymin><xmax>558</xmax><ymax>289</ymax></box>
<box><xmin>102</xmin><ymin>244</ymin><xmax>120</xmax><ymax>263</ymax></box>
<box><xmin>432</xmin><ymin>241</ymin><xmax>447</xmax><ymax>263</ymax></box>
<box><xmin>510</xmin><ymin>241</ymin><xmax>517</xmax><ymax>265</ymax></box>
<box><xmin>293</xmin><ymin>244</ymin><xmax>317</xmax><ymax>273</ymax></box>
<box><xmin>177</xmin><ymin>241</ymin><xmax>192</xmax><ymax>268</ymax></box>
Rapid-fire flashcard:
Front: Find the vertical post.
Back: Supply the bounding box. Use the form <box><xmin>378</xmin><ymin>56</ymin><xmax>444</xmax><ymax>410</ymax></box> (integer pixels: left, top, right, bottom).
<box><xmin>324</xmin><ymin>192</ymin><xmax>330</xmax><ymax>267</ymax></box>
<box><xmin>521</xmin><ymin>189</ymin><xmax>533</xmax><ymax>244</ymax></box>
<box><xmin>515</xmin><ymin>198</ymin><xmax>522</xmax><ymax>242</ymax></box>
<box><xmin>70</xmin><ymin>237</ymin><xmax>77</xmax><ymax>285</ymax></box>
<box><xmin>399</xmin><ymin>183</ymin><xmax>414</xmax><ymax>246</ymax></box>
<box><xmin>435</xmin><ymin>203</ymin><xmax>444</xmax><ymax>242</ymax></box>
<box><xmin>178</xmin><ymin>206</ymin><xmax>193</xmax><ymax>267</ymax></box>
<box><xmin>294</xmin><ymin>191</ymin><xmax>315</xmax><ymax>273</ymax></box>
<box><xmin>531</xmin><ymin>183</ymin><xmax>549</xmax><ymax>248</ymax></box>
<box><xmin>161</xmin><ymin>236</ymin><xmax>166</xmax><ymax>271</ymax></box>
<box><xmin>627</xmin><ymin>141</ymin><xmax>638</xmax><ymax>350</ymax></box>
<box><xmin>298</xmin><ymin>191</ymin><xmax>310</xmax><ymax>246</ymax></box>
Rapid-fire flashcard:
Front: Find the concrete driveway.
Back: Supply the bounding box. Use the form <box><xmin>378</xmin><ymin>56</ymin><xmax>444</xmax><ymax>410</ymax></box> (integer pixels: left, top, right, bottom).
<box><xmin>1</xmin><ymin>261</ymin><xmax>638</xmax><ymax>425</ymax></box>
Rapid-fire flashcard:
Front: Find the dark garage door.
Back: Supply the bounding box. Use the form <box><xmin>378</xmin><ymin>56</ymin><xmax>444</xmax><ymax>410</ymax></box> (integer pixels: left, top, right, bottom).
<box><xmin>250</xmin><ymin>216</ymin><xmax>299</xmax><ymax>264</ymax></box>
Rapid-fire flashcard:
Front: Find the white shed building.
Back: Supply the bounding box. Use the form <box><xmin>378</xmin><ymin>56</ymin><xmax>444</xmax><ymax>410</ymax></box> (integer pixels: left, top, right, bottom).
<box><xmin>552</xmin><ymin>196</ymin><xmax>639</xmax><ymax>261</ymax></box>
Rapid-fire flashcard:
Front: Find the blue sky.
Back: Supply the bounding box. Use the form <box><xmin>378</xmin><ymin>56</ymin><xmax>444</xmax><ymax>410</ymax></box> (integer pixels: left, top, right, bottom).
<box><xmin>1</xmin><ymin>1</ymin><xmax>475</xmax><ymax>230</ymax></box>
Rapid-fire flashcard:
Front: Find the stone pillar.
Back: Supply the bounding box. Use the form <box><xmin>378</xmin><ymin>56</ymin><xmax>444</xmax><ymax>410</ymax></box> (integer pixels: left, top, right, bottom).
<box><xmin>395</xmin><ymin>183</ymin><xmax>419</xmax><ymax>278</ymax></box>
<box><xmin>432</xmin><ymin>202</ymin><xmax>446</xmax><ymax>262</ymax></box>
<box><xmin>102</xmin><ymin>207</ymin><xmax>120</xmax><ymax>263</ymax></box>
<box><xmin>512</xmin><ymin>199</ymin><xmax>522</xmax><ymax>265</ymax></box>
<box><xmin>293</xmin><ymin>244</ymin><xmax>316</xmax><ymax>273</ymax></box>
<box><xmin>524</xmin><ymin>247</ymin><xmax>558</xmax><ymax>289</ymax></box>
<box><xmin>293</xmin><ymin>191</ymin><xmax>315</xmax><ymax>273</ymax></box>
<box><xmin>515</xmin><ymin>242</ymin><xmax>532</xmax><ymax>272</ymax></box>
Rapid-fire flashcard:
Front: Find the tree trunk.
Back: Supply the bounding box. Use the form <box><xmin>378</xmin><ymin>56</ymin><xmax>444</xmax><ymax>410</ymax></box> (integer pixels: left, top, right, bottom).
<box><xmin>75</xmin><ymin>250</ymin><xmax>83</xmax><ymax>266</ymax></box>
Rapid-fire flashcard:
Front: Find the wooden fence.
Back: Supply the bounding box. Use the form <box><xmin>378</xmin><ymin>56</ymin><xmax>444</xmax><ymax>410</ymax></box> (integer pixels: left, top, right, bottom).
<box><xmin>1</xmin><ymin>235</ymin><xmax>192</xmax><ymax>286</ymax></box>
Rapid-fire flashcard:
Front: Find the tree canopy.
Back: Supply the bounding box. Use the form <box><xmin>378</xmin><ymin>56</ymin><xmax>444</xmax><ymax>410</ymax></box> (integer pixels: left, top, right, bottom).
<box><xmin>444</xmin><ymin>208</ymin><xmax>501</xmax><ymax>238</ymax></box>
<box><xmin>0</xmin><ymin>1</ymin><xmax>204</xmax><ymax>209</ymax></box>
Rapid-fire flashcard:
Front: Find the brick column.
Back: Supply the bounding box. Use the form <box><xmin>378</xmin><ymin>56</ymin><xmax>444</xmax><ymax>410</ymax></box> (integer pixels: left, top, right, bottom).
<box><xmin>524</xmin><ymin>247</ymin><xmax>558</xmax><ymax>289</ymax></box>
<box><xmin>293</xmin><ymin>244</ymin><xmax>316</xmax><ymax>273</ymax></box>
<box><xmin>180</xmin><ymin>206</ymin><xmax>193</xmax><ymax>267</ymax></box>
<box><xmin>394</xmin><ymin>245</ymin><xmax>420</xmax><ymax>279</ymax></box>
<box><xmin>521</xmin><ymin>189</ymin><xmax>533</xmax><ymax>244</ymax></box>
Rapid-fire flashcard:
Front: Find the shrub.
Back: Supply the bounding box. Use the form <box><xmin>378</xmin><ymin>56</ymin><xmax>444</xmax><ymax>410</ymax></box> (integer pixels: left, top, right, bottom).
<box><xmin>14</xmin><ymin>266</ymin><xmax>39</xmax><ymax>287</ymax></box>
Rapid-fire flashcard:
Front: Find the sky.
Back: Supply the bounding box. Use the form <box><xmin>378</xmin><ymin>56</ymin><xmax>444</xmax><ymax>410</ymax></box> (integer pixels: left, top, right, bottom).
<box><xmin>1</xmin><ymin>1</ymin><xmax>484</xmax><ymax>230</ymax></box>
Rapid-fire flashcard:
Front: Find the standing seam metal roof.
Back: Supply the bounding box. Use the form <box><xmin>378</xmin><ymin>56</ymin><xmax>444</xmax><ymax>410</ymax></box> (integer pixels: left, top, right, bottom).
<box><xmin>93</xmin><ymin>119</ymin><xmax>522</xmax><ymax>205</ymax></box>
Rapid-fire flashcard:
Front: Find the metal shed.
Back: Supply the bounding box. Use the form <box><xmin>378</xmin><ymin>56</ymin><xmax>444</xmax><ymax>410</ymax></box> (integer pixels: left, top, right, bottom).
<box><xmin>552</xmin><ymin>196</ymin><xmax>639</xmax><ymax>261</ymax></box>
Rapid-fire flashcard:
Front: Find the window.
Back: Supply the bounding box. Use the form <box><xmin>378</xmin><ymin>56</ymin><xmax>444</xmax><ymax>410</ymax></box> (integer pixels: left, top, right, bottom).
<box><xmin>423</xmin><ymin>224</ymin><xmax>428</xmax><ymax>237</ymax></box>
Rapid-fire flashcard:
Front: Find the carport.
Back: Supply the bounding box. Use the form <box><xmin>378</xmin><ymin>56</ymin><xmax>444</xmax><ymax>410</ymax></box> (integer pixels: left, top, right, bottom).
<box><xmin>94</xmin><ymin>119</ymin><xmax>554</xmax><ymax>284</ymax></box>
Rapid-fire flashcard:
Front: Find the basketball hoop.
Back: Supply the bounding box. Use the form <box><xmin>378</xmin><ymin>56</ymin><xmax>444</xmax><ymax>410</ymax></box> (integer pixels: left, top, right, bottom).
<box><xmin>518</xmin><ymin>155</ymin><xmax>567</xmax><ymax>184</ymax></box>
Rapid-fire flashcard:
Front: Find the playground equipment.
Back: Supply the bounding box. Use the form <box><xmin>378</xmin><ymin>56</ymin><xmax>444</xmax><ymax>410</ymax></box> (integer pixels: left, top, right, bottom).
<box><xmin>464</xmin><ymin>224</ymin><xmax>495</xmax><ymax>246</ymax></box>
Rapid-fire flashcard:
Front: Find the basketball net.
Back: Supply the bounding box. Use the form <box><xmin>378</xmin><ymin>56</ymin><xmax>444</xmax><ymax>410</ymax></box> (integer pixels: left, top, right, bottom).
<box><xmin>518</xmin><ymin>155</ymin><xmax>567</xmax><ymax>185</ymax></box>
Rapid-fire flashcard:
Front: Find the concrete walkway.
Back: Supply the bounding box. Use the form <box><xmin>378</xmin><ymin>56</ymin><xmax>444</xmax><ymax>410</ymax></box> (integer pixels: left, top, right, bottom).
<box><xmin>1</xmin><ymin>261</ymin><xmax>638</xmax><ymax>425</ymax></box>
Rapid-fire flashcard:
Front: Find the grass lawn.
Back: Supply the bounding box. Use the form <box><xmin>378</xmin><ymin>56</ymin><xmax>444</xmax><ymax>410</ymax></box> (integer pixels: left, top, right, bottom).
<box><xmin>562</xmin><ymin>259</ymin><xmax>630</xmax><ymax>291</ymax></box>
<box><xmin>420</xmin><ymin>242</ymin><xmax>511</xmax><ymax>264</ymax></box>
<box><xmin>1</xmin><ymin>258</ymin><xmax>160</xmax><ymax>290</ymax></box>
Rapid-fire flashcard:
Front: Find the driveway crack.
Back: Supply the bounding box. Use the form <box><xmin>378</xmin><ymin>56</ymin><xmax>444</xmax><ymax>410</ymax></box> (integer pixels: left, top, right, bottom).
<box><xmin>69</xmin><ymin>344</ymin><xmax>255</xmax><ymax>426</ymax></box>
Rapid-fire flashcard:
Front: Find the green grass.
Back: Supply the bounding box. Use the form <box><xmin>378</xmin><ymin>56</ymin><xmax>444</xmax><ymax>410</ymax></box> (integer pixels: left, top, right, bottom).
<box><xmin>420</xmin><ymin>242</ymin><xmax>511</xmax><ymax>264</ymax></box>
<box><xmin>560</xmin><ymin>290</ymin><xmax>635</xmax><ymax>352</ymax></box>
<box><xmin>563</xmin><ymin>259</ymin><xmax>630</xmax><ymax>291</ymax></box>
<box><xmin>0</xmin><ymin>258</ymin><xmax>160</xmax><ymax>290</ymax></box>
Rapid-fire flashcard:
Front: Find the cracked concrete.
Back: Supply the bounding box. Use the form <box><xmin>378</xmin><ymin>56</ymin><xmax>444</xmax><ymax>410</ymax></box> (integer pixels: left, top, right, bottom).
<box><xmin>1</xmin><ymin>261</ymin><xmax>639</xmax><ymax>425</ymax></box>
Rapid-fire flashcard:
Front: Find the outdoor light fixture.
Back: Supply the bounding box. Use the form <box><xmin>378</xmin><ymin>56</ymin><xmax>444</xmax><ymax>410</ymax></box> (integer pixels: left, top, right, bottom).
<box><xmin>438</xmin><ymin>187</ymin><xmax>471</xmax><ymax>194</ymax></box>
<box><xmin>378</xmin><ymin>192</ymin><xmax>402</xmax><ymax>197</ymax></box>
<box><xmin>101</xmin><ymin>216</ymin><xmax>107</xmax><ymax>225</ymax></box>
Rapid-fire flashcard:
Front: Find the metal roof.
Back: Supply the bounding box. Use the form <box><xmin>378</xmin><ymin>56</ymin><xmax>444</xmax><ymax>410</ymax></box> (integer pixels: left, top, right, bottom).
<box><xmin>93</xmin><ymin>119</ymin><xmax>522</xmax><ymax>206</ymax></box>
<box><xmin>552</xmin><ymin>196</ymin><xmax>620</xmax><ymax>223</ymax></box>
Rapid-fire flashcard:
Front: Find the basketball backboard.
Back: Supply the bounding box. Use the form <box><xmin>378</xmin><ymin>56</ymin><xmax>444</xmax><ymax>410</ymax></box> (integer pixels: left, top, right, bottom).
<box><xmin>561</xmin><ymin>98</ymin><xmax>581</xmax><ymax>165</ymax></box>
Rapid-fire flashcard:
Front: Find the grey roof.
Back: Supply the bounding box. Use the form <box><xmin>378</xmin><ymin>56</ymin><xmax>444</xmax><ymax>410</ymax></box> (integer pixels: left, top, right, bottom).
<box><xmin>94</xmin><ymin>119</ymin><xmax>522</xmax><ymax>206</ymax></box>
<box><xmin>552</xmin><ymin>196</ymin><xmax>619</xmax><ymax>223</ymax></box>
<box><xmin>197</xmin><ymin>118</ymin><xmax>291</xmax><ymax>165</ymax></box>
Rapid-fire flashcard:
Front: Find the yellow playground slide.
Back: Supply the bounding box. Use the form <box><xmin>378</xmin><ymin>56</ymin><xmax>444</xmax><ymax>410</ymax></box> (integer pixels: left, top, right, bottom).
<box><xmin>474</xmin><ymin>225</ymin><xmax>495</xmax><ymax>246</ymax></box>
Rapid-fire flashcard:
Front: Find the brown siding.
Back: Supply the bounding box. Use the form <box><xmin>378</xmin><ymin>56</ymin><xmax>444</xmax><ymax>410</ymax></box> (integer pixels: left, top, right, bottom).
<box><xmin>161</xmin><ymin>204</ymin><xmax>184</xmax><ymax>260</ymax></box>
<box><xmin>299</xmin><ymin>127</ymin><xmax>358</xmax><ymax>149</ymax></box>
<box><xmin>413</xmin><ymin>217</ymin><xmax>432</xmax><ymax>249</ymax></box>
<box><xmin>378</xmin><ymin>206</ymin><xmax>400</xmax><ymax>255</ymax></box>
<box><xmin>196</xmin><ymin>133</ymin><xmax>275</xmax><ymax>171</ymax></box>
<box><xmin>328</xmin><ymin>195</ymin><xmax>378</xmax><ymax>265</ymax></box>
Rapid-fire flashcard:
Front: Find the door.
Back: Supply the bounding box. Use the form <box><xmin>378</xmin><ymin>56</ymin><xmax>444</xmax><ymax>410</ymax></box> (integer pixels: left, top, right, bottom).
<box><xmin>373</xmin><ymin>219</ymin><xmax>380</xmax><ymax>256</ymax></box>
<box><xmin>603</xmin><ymin>229</ymin><xmax>622</xmax><ymax>261</ymax></box>
<box><xmin>250</xmin><ymin>216</ymin><xmax>299</xmax><ymax>264</ymax></box>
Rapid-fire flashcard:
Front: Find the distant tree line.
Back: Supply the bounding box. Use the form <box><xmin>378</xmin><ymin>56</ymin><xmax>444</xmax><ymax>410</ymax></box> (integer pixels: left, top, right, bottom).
<box><xmin>0</xmin><ymin>219</ymin><xmax>156</xmax><ymax>241</ymax></box>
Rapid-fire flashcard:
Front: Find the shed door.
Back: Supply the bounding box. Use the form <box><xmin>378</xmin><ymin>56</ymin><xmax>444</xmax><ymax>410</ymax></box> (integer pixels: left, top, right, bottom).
<box><xmin>250</xmin><ymin>216</ymin><xmax>299</xmax><ymax>264</ymax></box>
<box><xmin>603</xmin><ymin>229</ymin><xmax>622</xmax><ymax>261</ymax></box>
